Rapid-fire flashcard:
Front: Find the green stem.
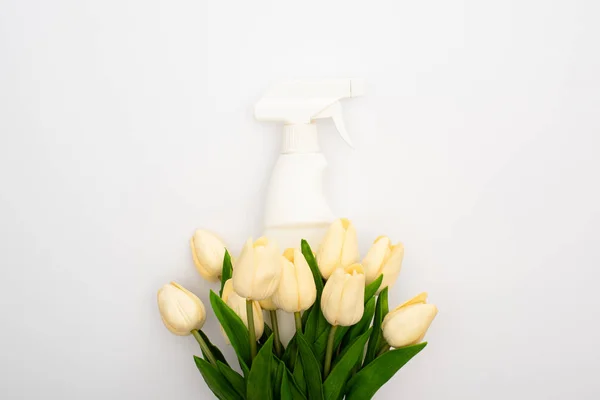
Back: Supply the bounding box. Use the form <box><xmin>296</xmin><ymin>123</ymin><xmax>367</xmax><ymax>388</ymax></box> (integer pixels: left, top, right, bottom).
<box><xmin>294</xmin><ymin>312</ymin><xmax>303</xmax><ymax>333</ymax></box>
<box><xmin>246</xmin><ymin>300</ymin><xmax>257</xmax><ymax>361</ymax></box>
<box><xmin>191</xmin><ymin>329</ymin><xmax>217</xmax><ymax>367</ymax></box>
<box><xmin>270</xmin><ymin>310</ymin><xmax>283</xmax><ymax>357</ymax></box>
<box><xmin>324</xmin><ymin>325</ymin><xmax>338</xmax><ymax>379</ymax></box>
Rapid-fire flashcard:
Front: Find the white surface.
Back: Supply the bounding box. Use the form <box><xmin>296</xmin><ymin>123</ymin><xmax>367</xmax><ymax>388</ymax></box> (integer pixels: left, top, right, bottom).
<box><xmin>1</xmin><ymin>0</ymin><xmax>599</xmax><ymax>399</ymax></box>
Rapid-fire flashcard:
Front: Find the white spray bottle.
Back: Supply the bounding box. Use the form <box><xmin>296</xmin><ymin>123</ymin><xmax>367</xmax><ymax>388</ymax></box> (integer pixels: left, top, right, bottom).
<box><xmin>255</xmin><ymin>79</ymin><xmax>365</xmax><ymax>250</ymax></box>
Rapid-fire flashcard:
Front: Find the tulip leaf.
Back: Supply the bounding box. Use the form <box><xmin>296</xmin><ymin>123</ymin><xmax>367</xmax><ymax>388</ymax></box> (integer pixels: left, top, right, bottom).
<box><xmin>216</xmin><ymin>361</ymin><xmax>246</xmax><ymax>398</ymax></box>
<box><xmin>364</xmin><ymin>274</ymin><xmax>383</xmax><ymax>303</ymax></box>
<box><xmin>260</xmin><ymin>322</ymin><xmax>273</xmax><ymax>344</ymax></box>
<box><xmin>287</xmin><ymin>369</ymin><xmax>308</xmax><ymax>400</ymax></box>
<box><xmin>273</xmin><ymin>359</ymin><xmax>286</xmax><ymax>400</ymax></box>
<box><xmin>305</xmin><ymin>305</ymin><xmax>329</xmax><ymax>344</ymax></box>
<box><xmin>296</xmin><ymin>333</ymin><xmax>324</xmax><ymax>400</ymax></box>
<box><xmin>364</xmin><ymin>287</ymin><xmax>388</xmax><ymax>367</ymax></box>
<box><xmin>293</xmin><ymin>355</ymin><xmax>307</xmax><ymax>395</ymax></box>
<box><xmin>220</xmin><ymin>250</ymin><xmax>233</xmax><ymax>297</ymax></box>
<box><xmin>342</xmin><ymin>297</ymin><xmax>376</xmax><ymax>350</ymax></box>
<box><xmin>301</xmin><ymin>239</ymin><xmax>330</xmax><ymax>343</ymax></box>
<box><xmin>324</xmin><ymin>329</ymin><xmax>372</xmax><ymax>400</ymax></box>
<box><xmin>197</xmin><ymin>329</ymin><xmax>229</xmax><ymax>367</ymax></box>
<box><xmin>281</xmin><ymin>369</ymin><xmax>293</xmax><ymax>400</ymax></box>
<box><xmin>240</xmin><ymin>359</ymin><xmax>250</xmax><ymax>377</ymax></box>
<box><xmin>209</xmin><ymin>290</ymin><xmax>251</xmax><ymax>371</ymax></box>
<box><xmin>301</xmin><ymin>306</ymin><xmax>311</xmax><ymax>328</ymax></box>
<box><xmin>345</xmin><ymin>343</ymin><xmax>427</xmax><ymax>400</ymax></box>
<box><xmin>194</xmin><ymin>356</ymin><xmax>244</xmax><ymax>400</ymax></box>
<box><xmin>301</xmin><ymin>239</ymin><xmax>324</xmax><ymax>295</ymax></box>
<box><xmin>282</xmin><ymin>334</ymin><xmax>298</xmax><ymax>370</ymax></box>
<box><xmin>247</xmin><ymin>336</ymin><xmax>274</xmax><ymax>400</ymax></box>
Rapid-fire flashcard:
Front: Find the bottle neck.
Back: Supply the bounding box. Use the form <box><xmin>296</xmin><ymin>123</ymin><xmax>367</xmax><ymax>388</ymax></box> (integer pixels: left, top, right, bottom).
<box><xmin>282</xmin><ymin>123</ymin><xmax>319</xmax><ymax>153</ymax></box>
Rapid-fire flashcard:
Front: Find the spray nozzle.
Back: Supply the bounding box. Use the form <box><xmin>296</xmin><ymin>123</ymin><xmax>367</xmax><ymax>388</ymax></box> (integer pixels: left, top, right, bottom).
<box><xmin>255</xmin><ymin>79</ymin><xmax>365</xmax><ymax>150</ymax></box>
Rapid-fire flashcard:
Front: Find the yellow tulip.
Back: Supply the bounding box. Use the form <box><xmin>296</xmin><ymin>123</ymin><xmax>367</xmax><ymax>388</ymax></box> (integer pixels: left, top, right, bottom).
<box><xmin>272</xmin><ymin>248</ymin><xmax>317</xmax><ymax>313</ymax></box>
<box><xmin>382</xmin><ymin>292</ymin><xmax>438</xmax><ymax>348</ymax></box>
<box><xmin>190</xmin><ymin>229</ymin><xmax>227</xmax><ymax>282</ymax></box>
<box><xmin>362</xmin><ymin>236</ymin><xmax>404</xmax><ymax>292</ymax></box>
<box><xmin>317</xmin><ymin>218</ymin><xmax>360</xmax><ymax>279</ymax></box>
<box><xmin>320</xmin><ymin>264</ymin><xmax>365</xmax><ymax>326</ymax></box>
<box><xmin>157</xmin><ymin>282</ymin><xmax>206</xmax><ymax>336</ymax></box>
<box><xmin>232</xmin><ymin>237</ymin><xmax>281</xmax><ymax>301</ymax></box>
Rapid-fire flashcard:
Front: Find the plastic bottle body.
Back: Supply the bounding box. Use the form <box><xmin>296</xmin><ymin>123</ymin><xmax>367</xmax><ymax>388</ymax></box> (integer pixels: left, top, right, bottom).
<box><xmin>263</xmin><ymin>223</ymin><xmax>329</xmax><ymax>251</ymax></box>
<box><xmin>263</xmin><ymin>152</ymin><xmax>334</xmax><ymax>250</ymax></box>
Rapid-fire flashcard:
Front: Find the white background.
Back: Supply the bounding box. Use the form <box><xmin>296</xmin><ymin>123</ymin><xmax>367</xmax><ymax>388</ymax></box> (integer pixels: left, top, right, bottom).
<box><xmin>1</xmin><ymin>0</ymin><xmax>599</xmax><ymax>399</ymax></box>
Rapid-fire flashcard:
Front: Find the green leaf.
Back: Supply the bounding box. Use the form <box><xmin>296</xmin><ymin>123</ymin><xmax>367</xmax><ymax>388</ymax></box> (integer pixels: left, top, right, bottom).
<box><xmin>194</xmin><ymin>356</ymin><xmax>244</xmax><ymax>400</ymax></box>
<box><xmin>304</xmin><ymin>305</ymin><xmax>328</xmax><ymax>343</ymax></box>
<box><xmin>216</xmin><ymin>361</ymin><xmax>246</xmax><ymax>398</ymax></box>
<box><xmin>293</xmin><ymin>356</ymin><xmax>306</xmax><ymax>395</ymax></box>
<box><xmin>197</xmin><ymin>329</ymin><xmax>229</xmax><ymax>367</ymax></box>
<box><xmin>301</xmin><ymin>240</ymin><xmax>329</xmax><ymax>343</ymax></box>
<box><xmin>296</xmin><ymin>333</ymin><xmax>324</xmax><ymax>400</ymax></box>
<box><xmin>287</xmin><ymin>369</ymin><xmax>308</xmax><ymax>400</ymax></box>
<box><xmin>273</xmin><ymin>360</ymin><xmax>286</xmax><ymax>400</ymax></box>
<box><xmin>240</xmin><ymin>360</ymin><xmax>250</xmax><ymax>377</ymax></box>
<box><xmin>363</xmin><ymin>287</ymin><xmax>388</xmax><ymax>367</ymax></box>
<box><xmin>346</xmin><ymin>343</ymin><xmax>427</xmax><ymax>400</ymax></box>
<box><xmin>313</xmin><ymin>326</ymin><xmax>331</xmax><ymax>365</ymax></box>
<box><xmin>342</xmin><ymin>297</ymin><xmax>376</xmax><ymax>349</ymax></box>
<box><xmin>282</xmin><ymin>334</ymin><xmax>298</xmax><ymax>370</ymax></box>
<box><xmin>247</xmin><ymin>336</ymin><xmax>274</xmax><ymax>400</ymax></box>
<box><xmin>301</xmin><ymin>306</ymin><xmax>311</xmax><ymax>327</ymax></box>
<box><xmin>260</xmin><ymin>322</ymin><xmax>273</xmax><ymax>345</ymax></box>
<box><xmin>382</xmin><ymin>288</ymin><xmax>389</xmax><ymax>316</ymax></box>
<box><xmin>324</xmin><ymin>329</ymin><xmax>372</xmax><ymax>400</ymax></box>
<box><xmin>364</xmin><ymin>274</ymin><xmax>383</xmax><ymax>303</ymax></box>
<box><xmin>209</xmin><ymin>290</ymin><xmax>251</xmax><ymax>371</ymax></box>
<box><xmin>300</xmin><ymin>239</ymin><xmax>324</xmax><ymax>295</ymax></box>
<box><xmin>281</xmin><ymin>369</ymin><xmax>293</xmax><ymax>400</ymax></box>
<box><xmin>220</xmin><ymin>250</ymin><xmax>233</xmax><ymax>297</ymax></box>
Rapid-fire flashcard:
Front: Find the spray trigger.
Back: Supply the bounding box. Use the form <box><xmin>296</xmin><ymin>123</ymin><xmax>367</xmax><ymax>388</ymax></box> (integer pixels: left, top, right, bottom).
<box><xmin>313</xmin><ymin>101</ymin><xmax>354</xmax><ymax>148</ymax></box>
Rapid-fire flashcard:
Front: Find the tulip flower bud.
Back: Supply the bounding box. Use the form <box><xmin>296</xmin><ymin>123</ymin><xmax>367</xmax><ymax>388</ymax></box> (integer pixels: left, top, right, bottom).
<box><xmin>272</xmin><ymin>248</ymin><xmax>317</xmax><ymax>313</ymax></box>
<box><xmin>190</xmin><ymin>229</ymin><xmax>227</xmax><ymax>282</ymax></box>
<box><xmin>382</xmin><ymin>292</ymin><xmax>438</xmax><ymax>348</ymax></box>
<box><xmin>321</xmin><ymin>264</ymin><xmax>365</xmax><ymax>326</ymax></box>
<box><xmin>232</xmin><ymin>237</ymin><xmax>282</xmax><ymax>301</ymax></box>
<box><xmin>157</xmin><ymin>282</ymin><xmax>206</xmax><ymax>336</ymax></box>
<box><xmin>221</xmin><ymin>280</ymin><xmax>264</xmax><ymax>340</ymax></box>
<box><xmin>362</xmin><ymin>236</ymin><xmax>404</xmax><ymax>291</ymax></box>
<box><xmin>317</xmin><ymin>218</ymin><xmax>360</xmax><ymax>279</ymax></box>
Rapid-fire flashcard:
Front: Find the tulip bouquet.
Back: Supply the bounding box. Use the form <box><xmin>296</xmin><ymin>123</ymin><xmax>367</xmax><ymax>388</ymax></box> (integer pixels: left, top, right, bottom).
<box><xmin>157</xmin><ymin>219</ymin><xmax>437</xmax><ymax>400</ymax></box>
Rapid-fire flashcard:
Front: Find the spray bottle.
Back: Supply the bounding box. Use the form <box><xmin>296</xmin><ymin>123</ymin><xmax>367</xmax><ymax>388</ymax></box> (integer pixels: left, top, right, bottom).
<box><xmin>255</xmin><ymin>79</ymin><xmax>365</xmax><ymax>250</ymax></box>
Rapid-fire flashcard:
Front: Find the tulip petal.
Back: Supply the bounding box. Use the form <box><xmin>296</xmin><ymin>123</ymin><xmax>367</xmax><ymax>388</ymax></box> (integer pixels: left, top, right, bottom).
<box><xmin>157</xmin><ymin>283</ymin><xmax>206</xmax><ymax>335</ymax></box>
<box><xmin>191</xmin><ymin>230</ymin><xmax>227</xmax><ymax>282</ymax></box>
<box><xmin>340</xmin><ymin>220</ymin><xmax>360</xmax><ymax>268</ymax></box>
<box><xmin>393</xmin><ymin>292</ymin><xmax>428</xmax><ymax>312</ymax></box>
<box><xmin>294</xmin><ymin>249</ymin><xmax>317</xmax><ymax>311</ymax></box>
<box><xmin>232</xmin><ymin>238</ymin><xmax>256</xmax><ymax>299</ymax></box>
<box><xmin>273</xmin><ymin>257</ymin><xmax>299</xmax><ymax>312</ymax></box>
<box><xmin>362</xmin><ymin>237</ymin><xmax>391</xmax><ymax>284</ymax></box>
<box><xmin>337</xmin><ymin>269</ymin><xmax>365</xmax><ymax>326</ymax></box>
<box><xmin>382</xmin><ymin>303</ymin><xmax>437</xmax><ymax>348</ymax></box>
<box><xmin>378</xmin><ymin>243</ymin><xmax>404</xmax><ymax>293</ymax></box>
<box><xmin>321</xmin><ymin>268</ymin><xmax>346</xmax><ymax>325</ymax></box>
<box><xmin>317</xmin><ymin>219</ymin><xmax>346</xmax><ymax>279</ymax></box>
